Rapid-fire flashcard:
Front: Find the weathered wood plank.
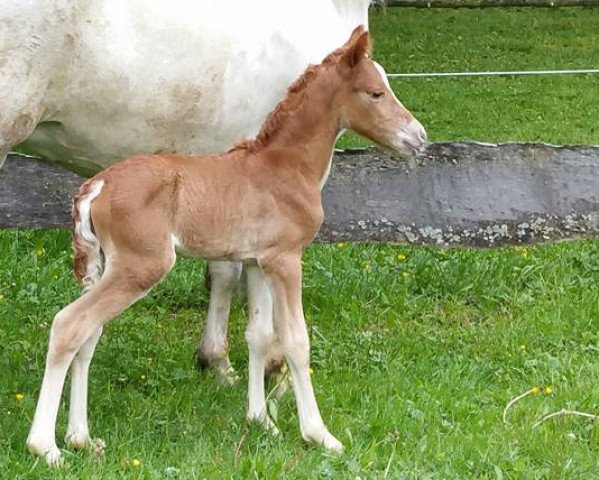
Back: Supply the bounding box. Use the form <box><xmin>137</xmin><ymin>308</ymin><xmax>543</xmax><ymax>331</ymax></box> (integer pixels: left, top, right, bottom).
<box><xmin>2</xmin><ymin>143</ymin><xmax>599</xmax><ymax>246</ymax></box>
<box><xmin>321</xmin><ymin>143</ymin><xmax>599</xmax><ymax>245</ymax></box>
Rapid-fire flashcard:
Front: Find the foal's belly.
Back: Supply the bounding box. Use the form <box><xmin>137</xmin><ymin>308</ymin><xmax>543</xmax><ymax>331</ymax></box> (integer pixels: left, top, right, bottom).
<box><xmin>171</xmin><ymin>230</ymin><xmax>264</xmax><ymax>263</ymax></box>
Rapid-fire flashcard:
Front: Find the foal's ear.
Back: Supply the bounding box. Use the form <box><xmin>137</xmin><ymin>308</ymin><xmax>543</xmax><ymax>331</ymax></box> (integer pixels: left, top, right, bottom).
<box><xmin>343</xmin><ymin>26</ymin><xmax>371</xmax><ymax>69</ymax></box>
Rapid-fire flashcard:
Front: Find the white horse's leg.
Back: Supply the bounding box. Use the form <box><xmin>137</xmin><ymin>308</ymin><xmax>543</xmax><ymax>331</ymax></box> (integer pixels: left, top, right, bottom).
<box><xmin>0</xmin><ymin>148</ymin><xmax>8</xmax><ymax>170</ymax></box>
<box><xmin>245</xmin><ymin>265</ymin><xmax>279</xmax><ymax>433</ymax></box>
<box><xmin>0</xmin><ymin>52</ymin><xmax>47</xmax><ymax>169</ymax></box>
<box><xmin>262</xmin><ymin>254</ymin><xmax>342</xmax><ymax>452</ymax></box>
<box><xmin>64</xmin><ymin>326</ymin><xmax>102</xmax><ymax>449</ymax></box>
<box><xmin>0</xmin><ymin>112</ymin><xmax>40</xmax><ymax>170</ymax></box>
<box><xmin>197</xmin><ymin>260</ymin><xmax>242</xmax><ymax>384</ymax></box>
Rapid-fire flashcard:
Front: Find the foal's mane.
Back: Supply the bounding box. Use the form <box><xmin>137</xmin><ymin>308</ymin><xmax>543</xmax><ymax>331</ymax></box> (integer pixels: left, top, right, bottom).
<box><xmin>230</xmin><ymin>28</ymin><xmax>367</xmax><ymax>154</ymax></box>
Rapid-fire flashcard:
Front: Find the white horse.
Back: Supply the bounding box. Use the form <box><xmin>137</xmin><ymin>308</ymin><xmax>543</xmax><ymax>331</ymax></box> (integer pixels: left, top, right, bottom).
<box><xmin>1</xmin><ymin>0</ymin><xmax>374</xmax><ymax>382</ymax></box>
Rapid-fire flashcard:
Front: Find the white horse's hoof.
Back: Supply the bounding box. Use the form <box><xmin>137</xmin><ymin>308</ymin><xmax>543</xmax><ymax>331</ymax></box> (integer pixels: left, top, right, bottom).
<box><xmin>65</xmin><ymin>429</ymin><xmax>91</xmax><ymax>450</ymax></box>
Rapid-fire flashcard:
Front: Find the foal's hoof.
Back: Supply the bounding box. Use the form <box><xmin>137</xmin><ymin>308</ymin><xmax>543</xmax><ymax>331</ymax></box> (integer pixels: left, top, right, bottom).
<box><xmin>304</xmin><ymin>429</ymin><xmax>344</xmax><ymax>453</ymax></box>
<box><xmin>27</xmin><ymin>440</ymin><xmax>63</xmax><ymax>467</ymax></box>
<box><xmin>44</xmin><ymin>445</ymin><xmax>65</xmax><ymax>466</ymax></box>
<box><xmin>217</xmin><ymin>365</ymin><xmax>240</xmax><ymax>386</ymax></box>
<box><xmin>322</xmin><ymin>433</ymin><xmax>344</xmax><ymax>453</ymax></box>
<box><xmin>65</xmin><ymin>430</ymin><xmax>91</xmax><ymax>450</ymax></box>
<box><xmin>247</xmin><ymin>412</ymin><xmax>280</xmax><ymax>436</ymax></box>
<box><xmin>196</xmin><ymin>351</ymin><xmax>239</xmax><ymax>385</ymax></box>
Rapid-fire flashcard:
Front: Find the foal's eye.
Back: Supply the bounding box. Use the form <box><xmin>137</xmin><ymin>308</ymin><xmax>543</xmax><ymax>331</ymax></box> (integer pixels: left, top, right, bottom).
<box><xmin>370</xmin><ymin>91</ymin><xmax>384</xmax><ymax>100</ymax></box>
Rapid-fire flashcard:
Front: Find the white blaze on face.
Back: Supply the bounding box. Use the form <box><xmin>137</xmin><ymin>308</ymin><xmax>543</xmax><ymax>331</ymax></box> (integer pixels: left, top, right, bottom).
<box><xmin>373</xmin><ymin>61</ymin><xmax>393</xmax><ymax>90</ymax></box>
<box><xmin>373</xmin><ymin>61</ymin><xmax>427</xmax><ymax>155</ymax></box>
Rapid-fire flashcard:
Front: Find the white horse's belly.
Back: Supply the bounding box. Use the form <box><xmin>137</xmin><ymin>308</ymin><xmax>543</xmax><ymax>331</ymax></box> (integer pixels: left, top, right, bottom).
<box><xmin>17</xmin><ymin>0</ymin><xmax>369</xmax><ymax>173</ymax></box>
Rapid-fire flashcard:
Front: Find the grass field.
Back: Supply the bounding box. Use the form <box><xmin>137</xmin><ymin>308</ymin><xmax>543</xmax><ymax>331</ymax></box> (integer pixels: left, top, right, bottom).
<box><xmin>2</xmin><ymin>7</ymin><xmax>599</xmax><ymax>479</ymax></box>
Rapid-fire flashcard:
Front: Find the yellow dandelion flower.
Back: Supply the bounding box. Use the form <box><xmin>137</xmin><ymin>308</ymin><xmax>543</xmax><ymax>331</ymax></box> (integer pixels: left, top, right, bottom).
<box><xmin>15</xmin><ymin>393</ymin><xmax>24</xmax><ymax>401</ymax></box>
<box><xmin>337</xmin><ymin>242</ymin><xmax>347</xmax><ymax>249</ymax></box>
<box><xmin>70</xmin><ymin>253</ymin><xmax>75</xmax><ymax>260</ymax></box>
<box><xmin>35</xmin><ymin>248</ymin><xmax>44</xmax><ymax>258</ymax></box>
<box><xmin>531</xmin><ymin>386</ymin><xmax>541</xmax><ymax>395</ymax></box>
<box><xmin>519</xmin><ymin>344</ymin><xmax>526</xmax><ymax>351</ymax></box>
<box><xmin>364</xmin><ymin>261</ymin><xmax>371</xmax><ymax>272</ymax></box>
<box><xmin>53</xmin><ymin>275</ymin><xmax>59</xmax><ymax>281</ymax></box>
<box><xmin>309</xmin><ymin>368</ymin><xmax>314</xmax><ymax>375</ymax></box>
<box><xmin>401</xmin><ymin>271</ymin><xmax>411</xmax><ymax>278</ymax></box>
<box><xmin>131</xmin><ymin>458</ymin><xmax>141</xmax><ymax>467</ymax></box>
<box><xmin>0</xmin><ymin>294</ymin><xmax>5</xmax><ymax>302</ymax></box>
<box><xmin>544</xmin><ymin>386</ymin><xmax>553</xmax><ymax>394</ymax></box>
<box><xmin>397</xmin><ymin>253</ymin><xmax>407</xmax><ymax>262</ymax></box>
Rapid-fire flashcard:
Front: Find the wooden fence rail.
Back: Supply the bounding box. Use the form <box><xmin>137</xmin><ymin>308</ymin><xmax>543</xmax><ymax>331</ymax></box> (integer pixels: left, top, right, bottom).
<box><xmin>2</xmin><ymin>142</ymin><xmax>599</xmax><ymax>247</ymax></box>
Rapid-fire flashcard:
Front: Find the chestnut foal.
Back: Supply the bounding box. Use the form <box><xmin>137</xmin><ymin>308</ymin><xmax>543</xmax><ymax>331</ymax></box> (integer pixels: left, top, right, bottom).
<box><xmin>27</xmin><ymin>27</ymin><xmax>426</xmax><ymax>464</ymax></box>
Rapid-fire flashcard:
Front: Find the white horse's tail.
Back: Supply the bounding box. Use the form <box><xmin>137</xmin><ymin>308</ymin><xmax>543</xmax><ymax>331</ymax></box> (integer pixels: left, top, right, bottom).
<box><xmin>72</xmin><ymin>179</ymin><xmax>105</xmax><ymax>291</ymax></box>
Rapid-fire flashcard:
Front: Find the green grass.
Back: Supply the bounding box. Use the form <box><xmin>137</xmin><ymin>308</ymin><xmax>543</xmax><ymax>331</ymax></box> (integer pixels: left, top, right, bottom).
<box><xmin>339</xmin><ymin>6</ymin><xmax>599</xmax><ymax>148</ymax></box>
<box><xmin>3</xmin><ymin>232</ymin><xmax>599</xmax><ymax>478</ymax></box>
<box><xmin>2</xmin><ymin>7</ymin><xmax>599</xmax><ymax>479</ymax></box>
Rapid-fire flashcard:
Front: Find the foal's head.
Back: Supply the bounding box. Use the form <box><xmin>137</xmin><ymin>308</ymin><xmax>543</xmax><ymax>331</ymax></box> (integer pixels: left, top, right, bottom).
<box><xmin>336</xmin><ymin>27</ymin><xmax>426</xmax><ymax>156</ymax></box>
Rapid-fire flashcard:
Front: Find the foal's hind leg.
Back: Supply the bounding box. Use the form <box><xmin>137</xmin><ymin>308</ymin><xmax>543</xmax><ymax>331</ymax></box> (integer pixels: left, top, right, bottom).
<box><xmin>197</xmin><ymin>260</ymin><xmax>242</xmax><ymax>384</ymax></box>
<box><xmin>65</xmin><ymin>326</ymin><xmax>102</xmax><ymax>450</ymax></box>
<box><xmin>27</xmin><ymin>255</ymin><xmax>174</xmax><ymax>465</ymax></box>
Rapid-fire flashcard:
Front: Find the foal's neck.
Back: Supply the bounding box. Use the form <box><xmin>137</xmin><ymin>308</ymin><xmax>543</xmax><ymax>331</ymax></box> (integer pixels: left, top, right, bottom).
<box><xmin>262</xmin><ymin>72</ymin><xmax>342</xmax><ymax>185</ymax></box>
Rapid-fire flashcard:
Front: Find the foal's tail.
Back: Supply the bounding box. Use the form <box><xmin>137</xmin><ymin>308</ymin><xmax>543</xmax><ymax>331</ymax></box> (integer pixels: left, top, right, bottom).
<box><xmin>72</xmin><ymin>179</ymin><xmax>105</xmax><ymax>291</ymax></box>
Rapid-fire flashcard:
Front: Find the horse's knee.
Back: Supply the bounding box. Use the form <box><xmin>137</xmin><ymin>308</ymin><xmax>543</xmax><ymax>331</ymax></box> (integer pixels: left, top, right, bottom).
<box><xmin>245</xmin><ymin>320</ymin><xmax>276</xmax><ymax>355</ymax></box>
<box><xmin>48</xmin><ymin>307</ymin><xmax>85</xmax><ymax>361</ymax></box>
<box><xmin>281</xmin><ymin>330</ymin><xmax>310</xmax><ymax>366</ymax></box>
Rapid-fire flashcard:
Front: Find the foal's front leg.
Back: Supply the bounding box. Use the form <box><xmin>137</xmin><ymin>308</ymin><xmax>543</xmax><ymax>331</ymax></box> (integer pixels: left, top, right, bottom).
<box><xmin>245</xmin><ymin>265</ymin><xmax>280</xmax><ymax>434</ymax></box>
<box><xmin>261</xmin><ymin>253</ymin><xmax>343</xmax><ymax>452</ymax></box>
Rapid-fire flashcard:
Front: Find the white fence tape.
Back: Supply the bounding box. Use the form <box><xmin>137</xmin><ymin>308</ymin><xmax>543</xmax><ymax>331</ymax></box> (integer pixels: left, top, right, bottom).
<box><xmin>387</xmin><ymin>68</ymin><xmax>599</xmax><ymax>78</ymax></box>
